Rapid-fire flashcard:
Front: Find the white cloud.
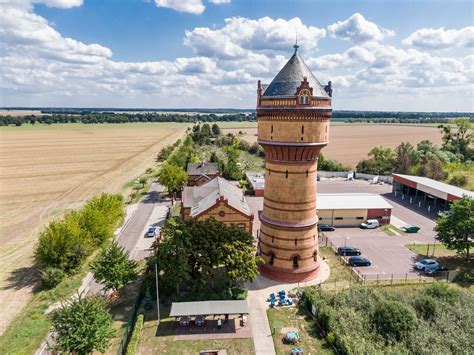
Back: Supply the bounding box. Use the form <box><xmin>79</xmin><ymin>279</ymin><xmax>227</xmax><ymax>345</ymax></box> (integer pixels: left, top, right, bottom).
<box><xmin>402</xmin><ymin>26</ymin><xmax>474</xmax><ymax>49</ymax></box>
<box><xmin>208</xmin><ymin>0</ymin><xmax>230</xmax><ymax>4</ymax></box>
<box><xmin>327</xmin><ymin>13</ymin><xmax>394</xmax><ymax>43</ymax></box>
<box><xmin>154</xmin><ymin>0</ymin><xmax>205</xmax><ymax>15</ymax></box>
<box><xmin>184</xmin><ymin>16</ymin><xmax>326</xmax><ymax>59</ymax></box>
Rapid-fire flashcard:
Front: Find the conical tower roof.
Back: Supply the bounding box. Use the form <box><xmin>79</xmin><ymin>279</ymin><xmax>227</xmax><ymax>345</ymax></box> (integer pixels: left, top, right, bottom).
<box><xmin>262</xmin><ymin>48</ymin><xmax>329</xmax><ymax>98</ymax></box>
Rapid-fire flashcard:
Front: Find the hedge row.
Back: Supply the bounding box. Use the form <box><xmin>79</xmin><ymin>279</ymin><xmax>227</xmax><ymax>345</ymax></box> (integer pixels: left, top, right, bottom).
<box><xmin>125</xmin><ymin>313</ymin><xmax>145</xmax><ymax>355</ymax></box>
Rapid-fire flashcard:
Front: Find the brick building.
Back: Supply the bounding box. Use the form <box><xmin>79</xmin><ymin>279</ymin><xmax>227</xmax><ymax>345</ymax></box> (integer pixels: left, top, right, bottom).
<box><xmin>256</xmin><ymin>44</ymin><xmax>333</xmax><ymax>282</ymax></box>
<box><xmin>181</xmin><ymin>177</ymin><xmax>253</xmax><ymax>234</ymax></box>
<box><xmin>186</xmin><ymin>162</ymin><xmax>219</xmax><ymax>186</ymax></box>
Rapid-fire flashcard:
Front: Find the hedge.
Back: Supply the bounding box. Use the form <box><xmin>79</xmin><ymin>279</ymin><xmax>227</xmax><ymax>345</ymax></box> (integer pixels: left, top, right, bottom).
<box><xmin>125</xmin><ymin>313</ymin><xmax>144</xmax><ymax>355</ymax></box>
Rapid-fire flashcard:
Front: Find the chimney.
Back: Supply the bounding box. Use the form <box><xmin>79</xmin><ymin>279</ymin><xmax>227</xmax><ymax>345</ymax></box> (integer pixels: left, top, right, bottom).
<box><xmin>257</xmin><ymin>80</ymin><xmax>262</xmax><ymax>106</ymax></box>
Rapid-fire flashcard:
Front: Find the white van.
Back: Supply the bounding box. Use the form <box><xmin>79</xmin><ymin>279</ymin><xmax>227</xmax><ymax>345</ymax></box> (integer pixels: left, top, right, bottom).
<box><xmin>360</xmin><ymin>219</ymin><xmax>380</xmax><ymax>229</ymax></box>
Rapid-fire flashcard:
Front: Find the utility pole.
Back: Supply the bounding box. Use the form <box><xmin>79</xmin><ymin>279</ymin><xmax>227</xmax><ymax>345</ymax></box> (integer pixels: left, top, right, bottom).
<box><xmin>155</xmin><ymin>262</ymin><xmax>160</xmax><ymax>323</ymax></box>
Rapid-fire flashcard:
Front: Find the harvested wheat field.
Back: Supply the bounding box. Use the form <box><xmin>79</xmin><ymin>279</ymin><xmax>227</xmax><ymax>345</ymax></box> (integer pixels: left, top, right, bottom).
<box><xmin>0</xmin><ymin>122</ymin><xmax>187</xmax><ymax>334</ymax></box>
<box><xmin>223</xmin><ymin>124</ymin><xmax>443</xmax><ymax>168</ymax></box>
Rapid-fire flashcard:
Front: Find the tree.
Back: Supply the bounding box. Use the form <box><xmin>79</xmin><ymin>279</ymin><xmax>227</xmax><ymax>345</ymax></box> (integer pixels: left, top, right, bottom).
<box><xmin>211</xmin><ymin>123</ymin><xmax>221</xmax><ymax>136</ymax></box>
<box><xmin>158</xmin><ymin>162</ymin><xmax>187</xmax><ymax>195</ymax></box>
<box><xmin>223</xmin><ymin>139</ymin><xmax>242</xmax><ymax>180</ymax></box>
<box><xmin>51</xmin><ymin>295</ymin><xmax>115</xmax><ymax>354</ymax></box>
<box><xmin>91</xmin><ymin>241</ymin><xmax>138</xmax><ymax>292</ymax></box>
<box><xmin>394</xmin><ymin>142</ymin><xmax>417</xmax><ymax>174</ymax></box>
<box><xmin>318</xmin><ymin>153</ymin><xmax>351</xmax><ymax>172</ymax></box>
<box><xmin>449</xmin><ymin>174</ymin><xmax>468</xmax><ymax>187</ymax></box>
<box><xmin>154</xmin><ymin>217</ymin><xmax>261</xmax><ymax>294</ymax></box>
<box><xmin>435</xmin><ymin>196</ymin><xmax>473</xmax><ymax>259</ymax></box>
<box><xmin>418</xmin><ymin>156</ymin><xmax>445</xmax><ymax>181</ymax></box>
<box><xmin>438</xmin><ymin>118</ymin><xmax>473</xmax><ymax>161</ymax></box>
<box><xmin>35</xmin><ymin>212</ymin><xmax>92</xmax><ymax>273</ymax></box>
<box><xmin>356</xmin><ymin>146</ymin><xmax>396</xmax><ymax>175</ymax></box>
<box><xmin>139</xmin><ymin>176</ymin><xmax>148</xmax><ymax>188</ymax></box>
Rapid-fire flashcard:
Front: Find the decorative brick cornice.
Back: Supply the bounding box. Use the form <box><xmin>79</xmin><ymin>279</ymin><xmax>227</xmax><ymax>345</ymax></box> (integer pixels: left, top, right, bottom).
<box><xmin>259</xmin><ymin>212</ymin><xmax>318</xmax><ymax>229</ymax></box>
<box><xmin>259</xmin><ymin>144</ymin><xmax>324</xmax><ymax>162</ymax></box>
<box><xmin>257</xmin><ymin>109</ymin><xmax>332</xmax><ymax>121</ymax></box>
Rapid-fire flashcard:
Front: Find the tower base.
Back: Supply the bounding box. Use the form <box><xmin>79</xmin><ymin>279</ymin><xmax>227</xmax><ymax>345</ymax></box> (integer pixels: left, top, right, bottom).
<box><xmin>259</xmin><ymin>262</ymin><xmax>321</xmax><ymax>283</ymax></box>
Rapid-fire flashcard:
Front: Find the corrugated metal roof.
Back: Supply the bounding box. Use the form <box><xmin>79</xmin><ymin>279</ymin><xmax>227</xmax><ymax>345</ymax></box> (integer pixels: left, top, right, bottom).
<box><xmin>262</xmin><ymin>52</ymin><xmax>329</xmax><ymax>98</ymax></box>
<box><xmin>182</xmin><ymin>177</ymin><xmax>252</xmax><ymax>217</ymax></box>
<box><xmin>317</xmin><ymin>193</ymin><xmax>393</xmax><ymax>210</ymax></box>
<box><xmin>393</xmin><ymin>174</ymin><xmax>474</xmax><ymax>199</ymax></box>
<box><xmin>169</xmin><ymin>300</ymin><xmax>248</xmax><ymax>317</ymax></box>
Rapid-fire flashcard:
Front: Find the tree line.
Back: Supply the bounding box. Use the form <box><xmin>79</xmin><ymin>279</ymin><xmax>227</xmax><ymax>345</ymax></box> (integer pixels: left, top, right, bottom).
<box><xmin>356</xmin><ymin>118</ymin><xmax>472</xmax><ymax>186</ymax></box>
<box><xmin>2</xmin><ymin>110</ymin><xmax>472</xmax><ymax>126</ymax></box>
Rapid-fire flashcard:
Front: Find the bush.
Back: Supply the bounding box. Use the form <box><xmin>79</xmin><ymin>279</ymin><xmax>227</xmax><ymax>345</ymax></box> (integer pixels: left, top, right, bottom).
<box><xmin>126</xmin><ymin>313</ymin><xmax>144</xmax><ymax>355</ymax></box>
<box><xmin>41</xmin><ymin>267</ymin><xmax>65</xmax><ymax>289</ymax></box>
<box><xmin>449</xmin><ymin>174</ymin><xmax>468</xmax><ymax>187</ymax></box>
<box><xmin>372</xmin><ymin>300</ymin><xmax>417</xmax><ymax>341</ymax></box>
<box><xmin>424</xmin><ymin>282</ymin><xmax>459</xmax><ymax>303</ymax></box>
<box><xmin>413</xmin><ymin>295</ymin><xmax>437</xmax><ymax>321</ymax></box>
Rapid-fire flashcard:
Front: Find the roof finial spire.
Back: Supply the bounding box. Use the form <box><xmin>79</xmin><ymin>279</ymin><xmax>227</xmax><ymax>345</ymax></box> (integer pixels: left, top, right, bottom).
<box><xmin>293</xmin><ymin>34</ymin><xmax>299</xmax><ymax>54</ymax></box>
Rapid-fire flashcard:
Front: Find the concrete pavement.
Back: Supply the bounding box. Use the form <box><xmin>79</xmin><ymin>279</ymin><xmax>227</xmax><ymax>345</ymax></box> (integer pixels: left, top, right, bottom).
<box><xmin>246</xmin><ymin>260</ymin><xmax>330</xmax><ymax>355</ymax></box>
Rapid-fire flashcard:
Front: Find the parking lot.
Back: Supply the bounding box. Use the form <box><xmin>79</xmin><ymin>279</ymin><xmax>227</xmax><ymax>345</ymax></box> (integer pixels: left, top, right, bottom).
<box><xmin>248</xmin><ymin>178</ymin><xmax>440</xmax><ymax>280</ymax></box>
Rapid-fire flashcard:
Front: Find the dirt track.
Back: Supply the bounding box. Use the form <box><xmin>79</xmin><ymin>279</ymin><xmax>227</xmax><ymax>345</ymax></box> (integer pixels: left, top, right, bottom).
<box><xmin>0</xmin><ymin>123</ymin><xmax>187</xmax><ymax>335</ymax></box>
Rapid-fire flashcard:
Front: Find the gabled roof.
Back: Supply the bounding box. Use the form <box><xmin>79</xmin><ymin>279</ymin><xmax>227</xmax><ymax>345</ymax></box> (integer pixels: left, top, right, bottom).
<box><xmin>263</xmin><ymin>51</ymin><xmax>329</xmax><ymax>98</ymax></box>
<box><xmin>187</xmin><ymin>162</ymin><xmax>218</xmax><ymax>176</ymax></box>
<box><xmin>393</xmin><ymin>174</ymin><xmax>474</xmax><ymax>199</ymax></box>
<box><xmin>182</xmin><ymin>177</ymin><xmax>252</xmax><ymax>217</ymax></box>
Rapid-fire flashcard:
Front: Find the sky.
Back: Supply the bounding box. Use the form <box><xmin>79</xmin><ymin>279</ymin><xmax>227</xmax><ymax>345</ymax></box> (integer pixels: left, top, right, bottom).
<box><xmin>0</xmin><ymin>0</ymin><xmax>473</xmax><ymax>111</ymax></box>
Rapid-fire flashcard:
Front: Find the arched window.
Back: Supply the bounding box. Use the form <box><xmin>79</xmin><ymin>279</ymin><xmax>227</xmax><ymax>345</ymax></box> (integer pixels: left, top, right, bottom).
<box><xmin>292</xmin><ymin>256</ymin><xmax>299</xmax><ymax>268</ymax></box>
<box><xmin>299</xmin><ymin>90</ymin><xmax>310</xmax><ymax>105</ymax></box>
<box><xmin>270</xmin><ymin>253</ymin><xmax>275</xmax><ymax>265</ymax></box>
<box><xmin>313</xmin><ymin>250</ymin><xmax>318</xmax><ymax>261</ymax></box>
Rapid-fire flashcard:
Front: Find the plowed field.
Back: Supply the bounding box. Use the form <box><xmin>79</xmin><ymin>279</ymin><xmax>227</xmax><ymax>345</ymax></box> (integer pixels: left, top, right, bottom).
<box><xmin>0</xmin><ymin>123</ymin><xmax>187</xmax><ymax>334</ymax></box>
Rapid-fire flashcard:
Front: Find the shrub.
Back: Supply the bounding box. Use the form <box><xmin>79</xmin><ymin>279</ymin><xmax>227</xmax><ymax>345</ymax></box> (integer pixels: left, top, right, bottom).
<box><xmin>424</xmin><ymin>282</ymin><xmax>459</xmax><ymax>303</ymax></box>
<box><xmin>41</xmin><ymin>267</ymin><xmax>65</xmax><ymax>289</ymax></box>
<box><xmin>449</xmin><ymin>174</ymin><xmax>468</xmax><ymax>187</ymax></box>
<box><xmin>126</xmin><ymin>313</ymin><xmax>144</xmax><ymax>355</ymax></box>
<box><xmin>372</xmin><ymin>300</ymin><xmax>417</xmax><ymax>341</ymax></box>
<box><xmin>413</xmin><ymin>295</ymin><xmax>437</xmax><ymax>321</ymax></box>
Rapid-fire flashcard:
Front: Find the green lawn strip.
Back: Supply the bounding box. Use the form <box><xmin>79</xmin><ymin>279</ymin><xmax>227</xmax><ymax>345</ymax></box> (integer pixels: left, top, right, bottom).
<box><xmin>406</xmin><ymin>243</ymin><xmax>457</xmax><ymax>258</ymax></box>
<box><xmin>138</xmin><ymin>305</ymin><xmax>254</xmax><ymax>354</ymax></box>
<box><xmin>319</xmin><ymin>247</ymin><xmax>355</xmax><ymax>288</ymax></box>
<box><xmin>267</xmin><ymin>306</ymin><xmax>334</xmax><ymax>355</ymax></box>
<box><xmin>0</xmin><ymin>267</ymin><xmax>87</xmax><ymax>354</ymax></box>
<box><xmin>382</xmin><ymin>224</ymin><xmax>405</xmax><ymax>236</ymax></box>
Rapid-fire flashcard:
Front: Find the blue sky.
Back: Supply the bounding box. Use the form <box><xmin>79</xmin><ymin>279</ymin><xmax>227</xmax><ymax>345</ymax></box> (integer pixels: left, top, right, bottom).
<box><xmin>1</xmin><ymin>0</ymin><xmax>473</xmax><ymax>111</ymax></box>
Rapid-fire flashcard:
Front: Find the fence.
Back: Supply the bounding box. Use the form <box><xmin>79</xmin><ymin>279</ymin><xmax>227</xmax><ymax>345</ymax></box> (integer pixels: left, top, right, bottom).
<box><xmin>318</xmin><ymin>233</ymin><xmax>456</xmax><ymax>290</ymax></box>
<box><xmin>117</xmin><ymin>292</ymin><xmax>144</xmax><ymax>355</ymax></box>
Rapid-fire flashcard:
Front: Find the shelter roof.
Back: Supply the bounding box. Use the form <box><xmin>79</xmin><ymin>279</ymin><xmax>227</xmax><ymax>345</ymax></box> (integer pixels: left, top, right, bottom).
<box><xmin>169</xmin><ymin>300</ymin><xmax>248</xmax><ymax>317</ymax></box>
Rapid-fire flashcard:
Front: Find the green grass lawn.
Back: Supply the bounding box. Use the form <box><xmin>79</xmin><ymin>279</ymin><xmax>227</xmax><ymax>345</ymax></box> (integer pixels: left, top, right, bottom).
<box><xmin>138</xmin><ymin>306</ymin><xmax>254</xmax><ymax>354</ymax></box>
<box><xmin>319</xmin><ymin>246</ymin><xmax>356</xmax><ymax>289</ymax></box>
<box><xmin>381</xmin><ymin>224</ymin><xmax>406</xmax><ymax>236</ymax></box>
<box><xmin>0</xmin><ymin>266</ymin><xmax>88</xmax><ymax>354</ymax></box>
<box><xmin>267</xmin><ymin>306</ymin><xmax>334</xmax><ymax>355</ymax></box>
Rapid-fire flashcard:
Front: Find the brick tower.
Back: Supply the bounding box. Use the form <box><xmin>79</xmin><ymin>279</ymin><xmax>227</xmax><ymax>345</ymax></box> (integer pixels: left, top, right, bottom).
<box><xmin>257</xmin><ymin>44</ymin><xmax>333</xmax><ymax>282</ymax></box>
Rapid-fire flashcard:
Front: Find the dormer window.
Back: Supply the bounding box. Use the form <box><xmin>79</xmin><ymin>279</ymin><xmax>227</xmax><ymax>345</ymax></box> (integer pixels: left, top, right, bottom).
<box><xmin>298</xmin><ymin>89</ymin><xmax>310</xmax><ymax>105</ymax></box>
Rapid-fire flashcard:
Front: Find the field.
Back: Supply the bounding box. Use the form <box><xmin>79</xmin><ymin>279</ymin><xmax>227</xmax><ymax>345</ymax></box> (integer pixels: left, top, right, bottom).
<box><xmin>222</xmin><ymin>123</ymin><xmax>443</xmax><ymax>168</ymax></box>
<box><xmin>0</xmin><ymin>122</ymin><xmax>188</xmax><ymax>335</ymax></box>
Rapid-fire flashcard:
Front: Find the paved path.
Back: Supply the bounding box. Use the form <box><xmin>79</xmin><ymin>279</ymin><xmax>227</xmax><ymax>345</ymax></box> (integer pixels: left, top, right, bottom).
<box><xmin>246</xmin><ymin>261</ymin><xmax>330</xmax><ymax>355</ymax></box>
<box><xmin>37</xmin><ymin>182</ymin><xmax>170</xmax><ymax>355</ymax></box>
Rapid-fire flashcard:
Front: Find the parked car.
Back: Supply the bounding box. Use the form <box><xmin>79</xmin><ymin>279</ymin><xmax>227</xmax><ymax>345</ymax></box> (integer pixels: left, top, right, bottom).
<box><xmin>146</xmin><ymin>226</ymin><xmax>157</xmax><ymax>238</ymax></box>
<box><xmin>414</xmin><ymin>258</ymin><xmax>439</xmax><ymax>271</ymax></box>
<box><xmin>360</xmin><ymin>219</ymin><xmax>380</xmax><ymax>229</ymax></box>
<box><xmin>424</xmin><ymin>264</ymin><xmax>448</xmax><ymax>276</ymax></box>
<box><xmin>348</xmin><ymin>256</ymin><xmax>371</xmax><ymax>267</ymax></box>
<box><xmin>318</xmin><ymin>224</ymin><xmax>335</xmax><ymax>232</ymax></box>
<box><xmin>337</xmin><ymin>246</ymin><xmax>361</xmax><ymax>256</ymax></box>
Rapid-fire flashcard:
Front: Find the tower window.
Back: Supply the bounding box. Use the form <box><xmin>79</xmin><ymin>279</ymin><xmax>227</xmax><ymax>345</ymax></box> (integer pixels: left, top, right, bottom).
<box><xmin>270</xmin><ymin>253</ymin><xmax>275</xmax><ymax>265</ymax></box>
<box><xmin>313</xmin><ymin>251</ymin><xmax>318</xmax><ymax>261</ymax></box>
<box><xmin>306</xmin><ymin>170</ymin><xmax>309</xmax><ymax>177</ymax></box>
<box><xmin>292</xmin><ymin>256</ymin><xmax>299</xmax><ymax>268</ymax></box>
<box><xmin>271</xmin><ymin>125</ymin><xmax>273</xmax><ymax>133</ymax></box>
<box><xmin>272</xmin><ymin>236</ymin><xmax>274</xmax><ymax>243</ymax></box>
<box><xmin>294</xmin><ymin>238</ymin><xmax>297</xmax><ymax>246</ymax></box>
<box><xmin>301</xmin><ymin>125</ymin><xmax>304</xmax><ymax>134</ymax></box>
<box><xmin>285</xmin><ymin>170</ymin><xmax>288</xmax><ymax>178</ymax></box>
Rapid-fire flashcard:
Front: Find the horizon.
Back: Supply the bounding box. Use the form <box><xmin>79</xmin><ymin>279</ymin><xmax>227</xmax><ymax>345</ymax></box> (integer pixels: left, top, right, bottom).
<box><xmin>1</xmin><ymin>0</ymin><xmax>473</xmax><ymax>111</ymax></box>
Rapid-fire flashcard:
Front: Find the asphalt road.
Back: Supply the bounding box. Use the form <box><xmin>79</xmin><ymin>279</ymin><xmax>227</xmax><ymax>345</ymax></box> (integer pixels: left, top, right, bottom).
<box><xmin>37</xmin><ymin>182</ymin><xmax>170</xmax><ymax>354</ymax></box>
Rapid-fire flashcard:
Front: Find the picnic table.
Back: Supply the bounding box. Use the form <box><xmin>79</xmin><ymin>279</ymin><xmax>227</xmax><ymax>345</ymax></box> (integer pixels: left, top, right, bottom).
<box><xmin>285</xmin><ymin>331</ymin><xmax>300</xmax><ymax>344</ymax></box>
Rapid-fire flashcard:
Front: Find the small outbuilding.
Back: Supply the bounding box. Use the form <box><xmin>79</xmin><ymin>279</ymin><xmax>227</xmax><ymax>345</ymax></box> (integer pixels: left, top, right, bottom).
<box><xmin>170</xmin><ymin>300</ymin><xmax>249</xmax><ymax>318</ymax></box>
<box><xmin>317</xmin><ymin>193</ymin><xmax>392</xmax><ymax>226</ymax></box>
<box><xmin>245</xmin><ymin>172</ymin><xmax>265</xmax><ymax>196</ymax></box>
<box><xmin>187</xmin><ymin>162</ymin><xmax>219</xmax><ymax>186</ymax></box>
